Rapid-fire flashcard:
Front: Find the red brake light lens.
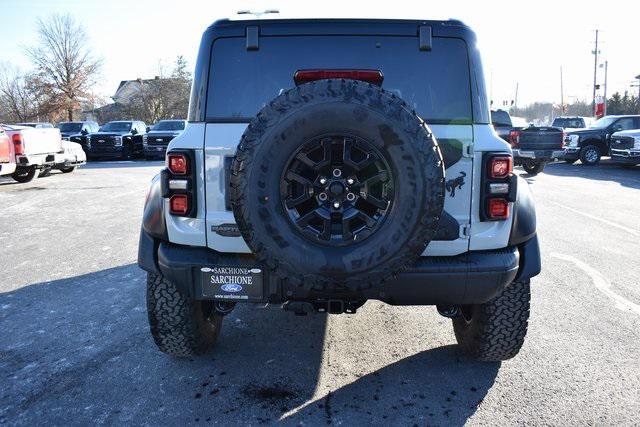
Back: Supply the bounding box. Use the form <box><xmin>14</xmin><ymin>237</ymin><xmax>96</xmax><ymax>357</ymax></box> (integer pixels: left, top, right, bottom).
<box><xmin>508</xmin><ymin>130</ymin><xmax>520</xmax><ymax>147</ymax></box>
<box><xmin>169</xmin><ymin>194</ymin><xmax>189</xmax><ymax>215</ymax></box>
<box><xmin>12</xmin><ymin>134</ymin><xmax>24</xmax><ymax>155</ymax></box>
<box><xmin>488</xmin><ymin>198</ymin><xmax>510</xmax><ymax>220</ymax></box>
<box><xmin>168</xmin><ymin>153</ymin><xmax>188</xmax><ymax>175</ymax></box>
<box><xmin>489</xmin><ymin>156</ymin><xmax>513</xmax><ymax>179</ymax></box>
<box><xmin>294</xmin><ymin>69</ymin><xmax>384</xmax><ymax>86</ymax></box>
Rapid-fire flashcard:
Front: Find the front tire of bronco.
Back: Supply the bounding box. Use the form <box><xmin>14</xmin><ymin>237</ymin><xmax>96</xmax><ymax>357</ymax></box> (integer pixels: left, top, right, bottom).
<box><xmin>452</xmin><ymin>280</ymin><xmax>530</xmax><ymax>361</ymax></box>
<box><xmin>146</xmin><ymin>273</ymin><xmax>223</xmax><ymax>357</ymax></box>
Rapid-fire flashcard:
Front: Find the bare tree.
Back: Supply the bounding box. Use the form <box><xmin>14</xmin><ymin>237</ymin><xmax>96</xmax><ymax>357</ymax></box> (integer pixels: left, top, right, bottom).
<box><xmin>27</xmin><ymin>13</ymin><xmax>102</xmax><ymax>121</ymax></box>
<box><xmin>0</xmin><ymin>65</ymin><xmax>58</xmax><ymax>122</ymax></box>
<box><xmin>123</xmin><ymin>56</ymin><xmax>192</xmax><ymax>124</ymax></box>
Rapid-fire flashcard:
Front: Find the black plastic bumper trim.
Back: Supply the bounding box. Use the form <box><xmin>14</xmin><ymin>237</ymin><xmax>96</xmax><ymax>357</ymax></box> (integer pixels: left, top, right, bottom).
<box><xmin>144</xmin><ymin>240</ymin><xmax>533</xmax><ymax>306</ymax></box>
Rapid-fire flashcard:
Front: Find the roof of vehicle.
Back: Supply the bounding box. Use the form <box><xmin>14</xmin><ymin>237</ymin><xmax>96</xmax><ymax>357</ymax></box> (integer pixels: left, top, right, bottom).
<box><xmin>601</xmin><ymin>115</ymin><xmax>640</xmax><ymax>118</ymax></box>
<box><xmin>157</xmin><ymin>119</ymin><xmax>187</xmax><ymax>122</ymax></box>
<box><xmin>206</xmin><ymin>18</ymin><xmax>475</xmax><ymax>41</ymax></box>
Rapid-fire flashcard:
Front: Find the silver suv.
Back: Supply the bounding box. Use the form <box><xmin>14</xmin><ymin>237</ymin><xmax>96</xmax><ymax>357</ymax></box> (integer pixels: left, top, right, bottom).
<box><xmin>138</xmin><ymin>18</ymin><xmax>541</xmax><ymax>362</ymax></box>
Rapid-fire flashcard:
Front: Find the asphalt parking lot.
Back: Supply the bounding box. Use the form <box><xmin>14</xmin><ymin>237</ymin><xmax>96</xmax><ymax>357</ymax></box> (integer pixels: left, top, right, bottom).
<box><xmin>1</xmin><ymin>160</ymin><xmax>639</xmax><ymax>425</ymax></box>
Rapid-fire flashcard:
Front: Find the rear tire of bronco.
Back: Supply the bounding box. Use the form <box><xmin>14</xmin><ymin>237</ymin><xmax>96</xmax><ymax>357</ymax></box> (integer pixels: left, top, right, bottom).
<box><xmin>452</xmin><ymin>280</ymin><xmax>530</xmax><ymax>361</ymax></box>
<box><xmin>522</xmin><ymin>160</ymin><xmax>545</xmax><ymax>175</ymax></box>
<box><xmin>11</xmin><ymin>166</ymin><xmax>37</xmax><ymax>183</ymax></box>
<box><xmin>146</xmin><ymin>273</ymin><xmax>223</xmax><ymax>357</ymax></box>
<box><xmin>230</xmin><ymin>79</ymin><xmax>445</xmax><ymax>291</ymax></box>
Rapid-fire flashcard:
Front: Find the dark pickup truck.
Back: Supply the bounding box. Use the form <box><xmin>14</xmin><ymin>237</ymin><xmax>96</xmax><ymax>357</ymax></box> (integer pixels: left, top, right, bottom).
<box><xmin>491</xmin><ymin>110</ymin><xmax>564</xmax><ymax>175</ymax></box>
<box><xmin>561</xmin><ymin>115</ymin><xmax>640</xmax><ymax>165</ymax></box>
<box><xmin>510</xmin><ymin>126</ymin><xmax>565</xmax><ymax>174</ymax></box>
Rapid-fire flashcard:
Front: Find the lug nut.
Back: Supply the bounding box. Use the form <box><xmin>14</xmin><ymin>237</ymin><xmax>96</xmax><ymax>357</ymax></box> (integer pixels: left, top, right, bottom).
<box><xmin>347</xmin><ymin>178</ymin><xmax>355</xmax><ymax>185</ymax></box>
<box><xmin>346</xmin><ymin>193</ymin><xmax>356</xmax><ymax>201</ymax></box>
<box><xmin>333</xmin><ymin>201</ymin><xmax>341</xmax><ymax>209</ymax></box>
<box><xmin>318</xmin><ymin>193</ymin><xmax>328</xmax><ymax>201</ymax></box>
<box><xmin>332</xmin><ymin>168</ymin><xmax>342</xmax><ymax>177</ymax></box>
<box><xmin>319</xmin><ymin>177</ymin><xmax>327</xmax><ymax>185</ymax></box>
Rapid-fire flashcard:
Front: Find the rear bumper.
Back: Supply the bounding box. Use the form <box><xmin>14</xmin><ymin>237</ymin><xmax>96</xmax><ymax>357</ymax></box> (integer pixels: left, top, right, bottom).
<box><xmin>513</xmin><ymin>149</ymin><xmax>563</xmax><ymax>160</ymax></box>
<box><xmin>138</xmin><ymin>230</ymin><xmax>540</xmax><ymax>306</ymax></box>
<box><xmin>15</xmin><ymin>153</ymin><xmax>57</xmax><ymax>167</ymax></box>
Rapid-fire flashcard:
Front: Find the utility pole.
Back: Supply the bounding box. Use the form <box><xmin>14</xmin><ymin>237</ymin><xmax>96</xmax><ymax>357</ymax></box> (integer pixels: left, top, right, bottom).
<box><xmin>592</xmin><ymin>29</ymin><xmax>599</xmax><ymax>116</ymax></box>
<box><xmin>514</xmin><ymin>82</ymin><xmax>519</xmax><ymax>110</ymax></box>
<box><xmin>603</xmin><ymin>61</ymin><xmax>608</xmax><ymax>116</ymax></box>
<box><xmin>560</xmin><ymin>66</ymin><xmax>564</xmax><ymax>114</ymax></box>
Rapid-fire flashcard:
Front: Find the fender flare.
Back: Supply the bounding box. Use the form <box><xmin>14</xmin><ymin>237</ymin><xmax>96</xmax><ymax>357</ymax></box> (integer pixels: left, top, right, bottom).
<box><xmin>508</xmin><ymin>175</ymin><xmax>536</xmax><ymax>246</ymax></box>
<box><xmin>138</xmin><ymin>174</ymin><xmax>167</xmax><ymax>275</ymax></box>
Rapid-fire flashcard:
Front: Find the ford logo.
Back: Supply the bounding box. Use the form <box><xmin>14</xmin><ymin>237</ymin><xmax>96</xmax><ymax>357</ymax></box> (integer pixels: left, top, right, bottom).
<box><xmin>221</xmin><ymin>283</ymin><xmax>243</xmax><ymax>293</ymax></box>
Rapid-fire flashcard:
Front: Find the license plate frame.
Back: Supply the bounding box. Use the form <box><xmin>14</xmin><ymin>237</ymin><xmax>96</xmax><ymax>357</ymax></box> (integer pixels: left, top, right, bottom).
<box><xmin>200</xmin><ymin>266</ymin><xmax>264</xmax><ymax>301</ymax></box>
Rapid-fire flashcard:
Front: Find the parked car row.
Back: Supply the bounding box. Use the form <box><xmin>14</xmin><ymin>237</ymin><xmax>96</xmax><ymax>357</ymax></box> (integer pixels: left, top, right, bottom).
<box><xmin>491</xmin><ymin>110</ymin><xmax>640</xmax><ymax>174</ymax></box>
<box><xmin>0</xmin><ymin>124</ymin><xmax>86</xmax><ymax>183</ymax></box>
<box><xmin>55</xmin><ymin>119</ymin><xmax>186</xmax><ymax>161</ymax></box>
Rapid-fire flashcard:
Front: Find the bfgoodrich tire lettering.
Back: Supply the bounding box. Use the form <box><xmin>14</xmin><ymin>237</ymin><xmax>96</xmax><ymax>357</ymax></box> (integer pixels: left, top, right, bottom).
<box><xmin>146</xmin><ymin>273</ymin><xmax>223</xmax><ymax>357</ymax></box>
<box><xmin>229</xmin><ymin>79</ymin><xmax>445</xmax><ymax>290</ymax></box>
<box><xmin>452</xmin><ymin>280</ymin><xmax>531</xmax><ymax>361</ymax></box>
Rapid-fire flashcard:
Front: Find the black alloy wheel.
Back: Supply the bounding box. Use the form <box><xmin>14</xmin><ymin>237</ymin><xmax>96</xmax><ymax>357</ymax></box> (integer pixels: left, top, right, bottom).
<box><xmin>281</xmin><ymin>135</ymin><xmax>394</xmax><ymax>246</ymax></box>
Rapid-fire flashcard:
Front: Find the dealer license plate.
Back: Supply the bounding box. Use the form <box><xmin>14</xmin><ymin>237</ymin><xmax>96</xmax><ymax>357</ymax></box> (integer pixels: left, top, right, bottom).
<box><xmin>201</xmin><ymin>266</ymin><xmax>263</xmax><ymax>301</ymax></box>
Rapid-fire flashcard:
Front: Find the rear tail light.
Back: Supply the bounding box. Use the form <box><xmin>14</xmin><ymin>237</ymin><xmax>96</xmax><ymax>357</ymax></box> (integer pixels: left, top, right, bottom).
<box><xmin>482</xmin><ymin>153</ymin><xmax>514</xmax><ymax>221</ymax></box>
<box><xmin>12</xmin><ymin>134</ymin><xmax>24</xmax><ymax>155</ymax></box>
<box><xmin>294</xmin><ymin>69</ymin><xmax>384</xmax><ymax>86</ymax></box>
<box><xmin>508</xmin><ymin>130</ymin><xmax>520</xmax><ymax>147</ymax></box>
<box><xmin>489</xmin><ymin>156</ymin><xmax>513</xmax><ymax>179</ymax></box>
<box><xmin>167</xmin><ymin>153</ymin><xmax>188</xmax><ymax>175</ymax></box>
<box><xmin>487</xmin><ymin>198</ymin><xmax>509</xmax><ymax>220</ymax></box>
<box><xmin>169</xmin><ymin>194</ymin><xmax>189</xmax><ymax>215</ymax></box>
<box><xmin>164</xmin><ymin>151</ymin><xmax>196</xmax><ymax>217</ymax></box>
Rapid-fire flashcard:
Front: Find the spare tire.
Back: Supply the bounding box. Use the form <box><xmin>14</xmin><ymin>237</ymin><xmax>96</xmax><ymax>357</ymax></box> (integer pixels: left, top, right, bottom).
<box><xmin>230</xmin><ymin>79</ymin><xmax>445</xmax><ymax>290</ymax></box>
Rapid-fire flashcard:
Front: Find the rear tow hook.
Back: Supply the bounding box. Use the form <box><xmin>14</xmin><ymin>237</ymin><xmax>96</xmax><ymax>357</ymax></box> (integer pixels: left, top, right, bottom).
<box><xmin>437</xmin><ymin>305</ymin><xmax>461</xmax><ymax>318</ymax></box>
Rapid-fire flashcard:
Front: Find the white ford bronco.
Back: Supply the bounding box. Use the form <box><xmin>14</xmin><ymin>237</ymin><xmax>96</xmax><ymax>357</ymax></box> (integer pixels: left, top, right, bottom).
<box><xmin>138</xmin><ymin>18</ymin><xmax>541</xmax><ymax>361</ymax></box>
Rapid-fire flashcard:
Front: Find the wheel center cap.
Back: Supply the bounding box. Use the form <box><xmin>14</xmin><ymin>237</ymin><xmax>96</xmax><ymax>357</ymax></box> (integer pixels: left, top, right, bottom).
<box><xmin>329</xmin><ymin>182</ymin><xmax>345</xmax><ymax>196</ymax></box>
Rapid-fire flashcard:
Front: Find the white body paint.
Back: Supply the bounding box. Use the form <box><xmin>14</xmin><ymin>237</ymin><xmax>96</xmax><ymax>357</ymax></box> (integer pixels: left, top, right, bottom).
<box><xmin>164</xmin><ymin>122</ymin><xmax>515</xmax><ymax>256</ymax></box>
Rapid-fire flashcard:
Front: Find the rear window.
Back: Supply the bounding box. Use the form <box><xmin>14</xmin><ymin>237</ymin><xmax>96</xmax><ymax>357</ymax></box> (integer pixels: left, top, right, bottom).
<box><xmin>490</xmin><ymin>110</ymin><xmax>512</xmax><ymax>127</ymax></box>
<box><xmin>552</xmin><ymin>118</ymin><xmax>584</xmax><ymax>128</ymax></box>
<box><xmin>206</xmin><ymin>36</ymin><xmax>472</xmax><ymax>124</ymax></box>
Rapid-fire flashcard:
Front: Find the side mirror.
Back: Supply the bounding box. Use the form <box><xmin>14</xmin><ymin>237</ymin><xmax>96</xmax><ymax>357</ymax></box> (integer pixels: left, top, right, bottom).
<box><xmin>81</xmin><ymin>129</ymin><xmax>88</xmax><ymax>135</ymax></box>
<box><xmin>146</xmin><ymin>126</ymin><xmax>151</xmax><ymax>133</ymax></box>
<box><xmin>131</xmin><ymin>128</ymin><xmax>138</xmax><ymax>135</ymax></box>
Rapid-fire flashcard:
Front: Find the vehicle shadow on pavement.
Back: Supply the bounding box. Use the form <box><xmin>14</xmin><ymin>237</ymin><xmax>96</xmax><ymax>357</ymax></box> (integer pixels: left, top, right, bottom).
<box><xmin>0</xmin><ymin>264</ymin><xmax>499</xmax><ymax>425</ymax></box>
<box><xmin>0</xmin><ymin>264</ymin><xmax>327</xmax><ymax>424</ymax></box>
<box><xmin>542</xmin><ymin>160</ymin><xmax>640</xmax><ymax>189</ymax></box>
<box><xmin>283</xmin><ymin>345</ymin><xmax>500</xmax><ymax>426</ymax></box>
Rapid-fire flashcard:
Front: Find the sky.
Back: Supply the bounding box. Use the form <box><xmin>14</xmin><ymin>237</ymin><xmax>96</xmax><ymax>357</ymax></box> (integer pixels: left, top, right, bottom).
<box><xmin>1</xmin><ymin>0</ymin><xmax>639</xmax><ymax>108</ymax></box>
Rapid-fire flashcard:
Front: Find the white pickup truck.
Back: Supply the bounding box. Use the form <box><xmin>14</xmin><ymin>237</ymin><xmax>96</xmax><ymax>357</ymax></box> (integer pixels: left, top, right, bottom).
<box><xmin>0</xmin><ymin>124</ymin><xmax>86</xmax><ymax>183</ymax></box>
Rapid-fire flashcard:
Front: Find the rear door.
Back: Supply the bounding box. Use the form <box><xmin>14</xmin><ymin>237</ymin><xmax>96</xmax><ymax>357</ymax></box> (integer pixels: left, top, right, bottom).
<box><xmin>203</xmin><ymin>33</ymin><xmax>475</xmax><ymax>255</ymax></box>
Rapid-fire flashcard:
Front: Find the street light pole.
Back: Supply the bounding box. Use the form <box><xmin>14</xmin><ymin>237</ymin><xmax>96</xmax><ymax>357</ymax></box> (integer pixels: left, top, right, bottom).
<box><xmin>592</xmin><ymin>30</ymin><xmax>599</xmax><ymax>116</ymax></box>
<box><xmin>603</xmin><ymin>61</ymin><xmax>608</xmax><ymax>116</ymax></box>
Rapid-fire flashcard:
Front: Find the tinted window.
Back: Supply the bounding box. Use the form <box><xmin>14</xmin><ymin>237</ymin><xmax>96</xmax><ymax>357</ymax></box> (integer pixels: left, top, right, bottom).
<box><xmin>57</xmin><ymin>122</ymin><xmax>83</xmax><ymax>132</ymax></box>
<box><xmin>552</xmin><ymin>118</ymin><xmax>584</xmax><ymax>128</ymax></box>
<box><xmin>614</xmin><ymin>117</ymin><xmax>636</xmax><ymax>131</ymax></box>
<box><xmin>154</xmin><ymin>121</ymin><xmax>185</xmax><ymax>131</ymax></box>
<box><xmin>101</xmin><ymin>122</ymin><xmax>132</xmax><ymax>132</ymax></box>
<box><xmin>490</xmin><ymin>110</ymin><xmax>512</xmax><ymax>127</ymax></box>
<box><xmin>207</xmin><ymin>36</ymin><xmax>472</xmax><ymax>124</ymax></box>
